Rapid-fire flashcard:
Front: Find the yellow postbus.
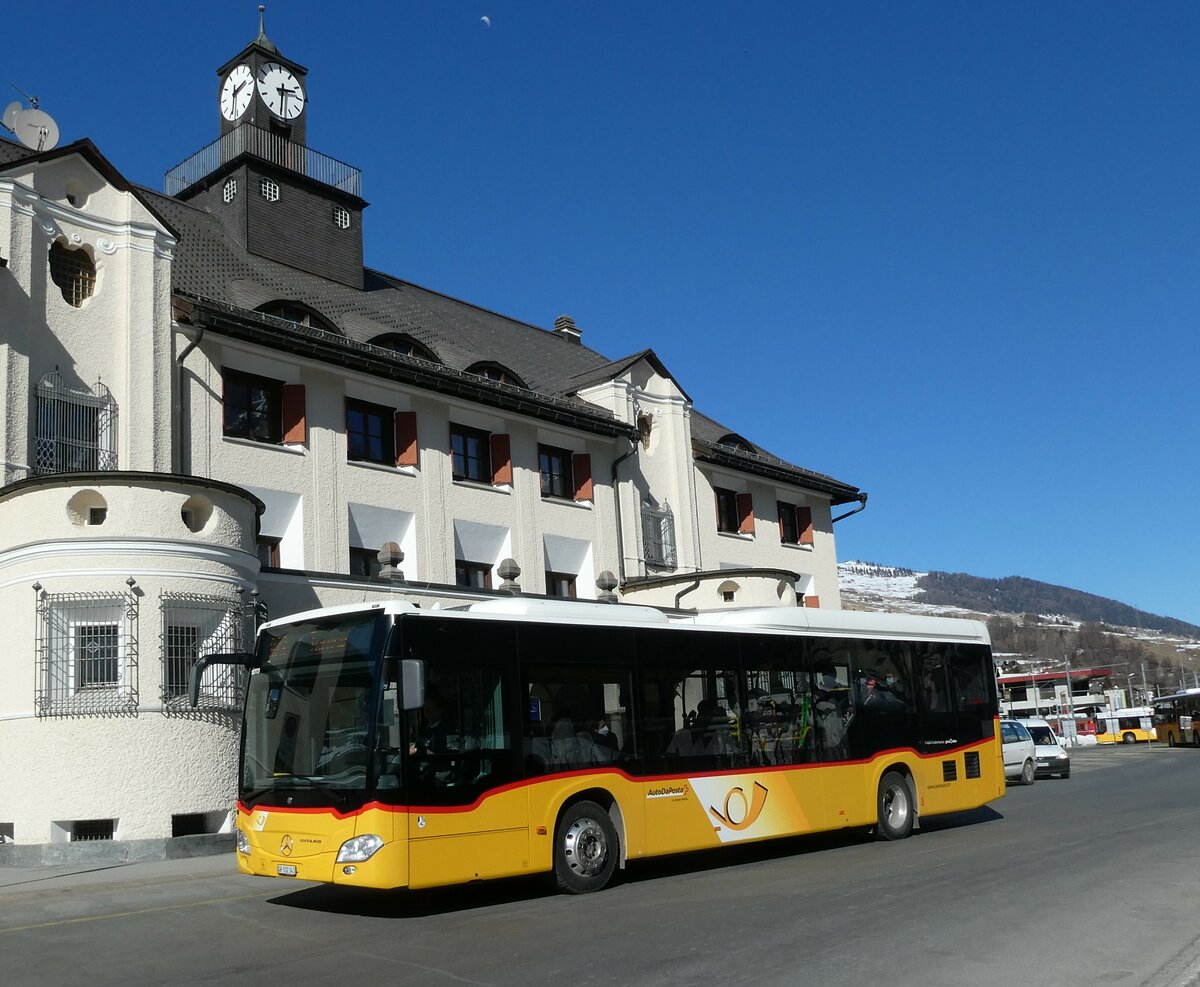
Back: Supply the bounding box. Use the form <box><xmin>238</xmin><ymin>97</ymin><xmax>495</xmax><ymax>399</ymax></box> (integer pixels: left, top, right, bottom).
<box><xmin>1094</xmin><ymin>707</ymin><xmax>1156</xmax><ymax>745</ymax></box>
<box><xmin>1151</xmin><ymin>690</ymin><xmax>1200</xmax><ymax>747</ymax></box>
<box><xmin>195</xmin><ymin>598</ymin><xmax>1003</xmax><ymax>893</ymax></box>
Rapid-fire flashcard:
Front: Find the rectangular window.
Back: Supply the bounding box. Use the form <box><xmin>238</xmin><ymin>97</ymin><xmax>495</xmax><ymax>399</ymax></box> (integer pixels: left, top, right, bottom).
<box><xmin>545</xmin><ymin>571</ymin><xmax>577</xmax><ymax>598</ymax></box>
<box><xmin>75</xmin><ymin>623</ymin><xmax>119</xmax><ymax>689</ymax></box>
<box><xmin>222</xmin><ymin>369</ymin><xmax>283</xmax><ymax>443</ymax></box>
<box><xmin>349</xmin><ymin>547</ymin><xmax>381</xmax><ymax>579</ymax></box>
<box><xmin>163</xmin><ymin>624</ymin><xmax>199</xmax><ymax>698</ymax></box>
<box><xmin>450</xmin><ymin>424</ymin><xmax>492</xmax><ymax>483</ymax></box>
<box><xmin>346</xmin><ymin>398</ymin><xmax>394</xmax><ymax>465</ymax></box>
<box><xmin>779</xmin><ymin>502</ymin><xmax>799</xmax><ymax>543</ymax></box>
<box><xmin>71</xmin><ymin>819</ymin><xmax>115</xmax><ymax>842</ymax></box>
<box><xmin>715</xmin><ymin>487</ymin><xmax>739</xmax><ymax>533</ymax></box>
<box><xmin>455</xmin><ymin>560</ymin><xmax>492</xmax><ymax>589</ymax></box>
<box><xmin>523</xmin><ymin>659</ymin><xmax>632</xmax><ymax>774</ymax></box>
<box><xmin>257</xmin><ymin>536</ymin><xmax>281</xmax><ymax>568</ymax></box>
<box><xmin>539</xmin><ymin>444</ymin><xmax>573</xmax><ymax>499</ymax></box>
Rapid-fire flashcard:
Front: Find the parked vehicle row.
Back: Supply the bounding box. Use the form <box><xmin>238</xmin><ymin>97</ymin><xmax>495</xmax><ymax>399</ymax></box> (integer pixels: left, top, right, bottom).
<box><xmin>1000</xmin><ymin>717</ymin><xmax>1071</xmax><ymax>784</ymax></box>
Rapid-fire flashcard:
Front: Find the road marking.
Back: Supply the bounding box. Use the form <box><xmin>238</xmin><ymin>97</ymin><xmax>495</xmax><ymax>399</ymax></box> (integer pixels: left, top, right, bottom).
<box><xmin>0</xmin><ymin>890</ymin><xmax>267</xmax><ymax>935</ymax></box>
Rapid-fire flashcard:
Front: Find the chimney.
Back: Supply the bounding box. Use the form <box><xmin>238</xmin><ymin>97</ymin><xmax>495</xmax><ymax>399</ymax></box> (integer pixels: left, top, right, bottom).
<box><xmin>553</xmin><ymin>314</ymin><xmax>582</xmax><ymax>344</ymax></box>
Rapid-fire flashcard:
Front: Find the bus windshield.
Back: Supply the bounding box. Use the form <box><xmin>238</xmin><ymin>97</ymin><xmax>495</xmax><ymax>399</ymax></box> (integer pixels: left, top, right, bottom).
<box><xmin>241</xmin><ymin>612</ymin><xmax>385</xmax><ymax>806</ymax></box>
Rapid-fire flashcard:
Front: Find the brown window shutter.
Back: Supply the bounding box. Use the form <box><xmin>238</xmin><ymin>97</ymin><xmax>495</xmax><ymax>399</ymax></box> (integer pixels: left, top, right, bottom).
<box><xmin>490</xmin><ymin>433</ymin><xmax>512</xmax><ymax>485</ymax></box>
<box><xmin>797</xmin><ymin>506</ymin><xmax>814</xmax><ymax>545</ymax></box>
<box><xmin>737</xmin><ymin>492</ymin><xmax>754</xmax><ymax>535</ymax></box>
<box><xmin>573</xmin><ymin>453</ymin><xmax>592</xmax><ymax>501</ymax></box>
<box><xmin>394</xmin><ymin>411</ymin><xmax>418</xmax><ymax>467</ymax></box>
<box><xmin>804</xmin><ymin>594</ymin><xmax>821</xmax><ymax>609</ymax></box>
<box><xmin>281</xmin><ymin>384</ymin><xmax>306</xmax><ymax>444</ymax></box>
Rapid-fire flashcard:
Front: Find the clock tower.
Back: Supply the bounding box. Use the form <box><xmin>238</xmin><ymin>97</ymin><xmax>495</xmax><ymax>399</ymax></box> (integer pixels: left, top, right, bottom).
<box><xmin>165</xmin><ymin>7</ymin><xmax>366</xmax><ymax>288</ymax></box>
<box><xmin>216</xmin><ymin>7</ymin><xmax>308</xmax><ymax>146</ymax></box>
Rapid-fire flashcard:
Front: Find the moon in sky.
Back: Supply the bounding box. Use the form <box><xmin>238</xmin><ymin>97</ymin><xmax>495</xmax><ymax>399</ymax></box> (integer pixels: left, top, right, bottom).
<box><xmin>481</xmin><ymin>15</ymin><xmax>490</xmax><ymax>28</ymax></box>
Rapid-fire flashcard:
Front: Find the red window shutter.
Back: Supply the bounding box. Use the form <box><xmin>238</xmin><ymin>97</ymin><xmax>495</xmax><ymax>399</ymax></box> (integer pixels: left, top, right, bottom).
<box><xmin>394</xmin><ymin>411</ymin><xmax>418</xmax><ymax>467</ymax></box>
<box><xmin>804</xmin><ymin>594</ymin><xmax>821</xmax><ymax>609</ymax></box>
<box><xmin>573</xmin><ymin>453</ymin><xmax>592</xmax><ymax>501</ymax></box>
<box><xmin>737</xmin><ymin>492</ymin><xmax>754</xmax><ymax>535</ymax></box>
<box><xmin>281</xmin><ymin>384</ymin><xmax>306</xmax><ymax>444</ymax></box>
<box><xmin>490</xmin><ymin>433</ymin><xmax>512</xmax><ymax>485</ymax></box>
<box><xmin>797</xmin><ymin>506</ymin><xmax>814</xmax><ymax>545</ymax></box>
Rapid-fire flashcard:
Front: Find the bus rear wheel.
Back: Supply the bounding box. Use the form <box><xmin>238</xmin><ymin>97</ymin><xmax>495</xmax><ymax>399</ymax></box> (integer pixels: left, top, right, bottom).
<box><xmin>876</xmin><ymin>771</ymin><xmax>914</xmax><ymax>841</ymax></box>
<box><xmin>1122</xmin><ymin>732</ymin><xmax>1136</xmax><ymax>745</ymax></box>
<box><xmin>554</xmin><ymin>800</ymin><xmax>618</xmax><ymax>894</ymax></box>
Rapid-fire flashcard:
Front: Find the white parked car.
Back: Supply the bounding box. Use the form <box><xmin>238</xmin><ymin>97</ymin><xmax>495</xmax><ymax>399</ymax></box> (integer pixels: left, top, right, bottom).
<box><xmin>1018</xmin><ymin>717</ymin><xmax>1071</xmax><ymax>779</ymax></box>
<box><xmin>1000</xmin><ymin>719</ymin><xmax>1036</xmax><ymax>785</ymax></box>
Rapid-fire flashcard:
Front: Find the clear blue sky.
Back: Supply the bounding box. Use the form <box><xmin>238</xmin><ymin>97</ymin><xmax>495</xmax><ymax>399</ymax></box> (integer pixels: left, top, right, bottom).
<box><xmin>7</xmin><ymin>3</ymin><xmax>1198</xmax><ymax>623</ymax></box>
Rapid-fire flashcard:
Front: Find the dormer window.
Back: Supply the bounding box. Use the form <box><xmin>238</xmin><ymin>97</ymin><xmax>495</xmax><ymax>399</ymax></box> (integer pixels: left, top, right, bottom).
<box><xmin>256</xmin><ymin>301</ymin><xmax>339</xmax><ymax>334</ymax></box>
<box><xmin>467</xmin><ymin>362</ymin><xmax>527</xmax><ymax>389</ymax></box>
<box><xmin>368</xmin><ymin>333</ymin><xmax>440</xmax><ymax>363</ymax></box>
<box><xmin>716</xmin><ymin>433</ymin><xmax>756</xmax><ymax>455</ymax></box>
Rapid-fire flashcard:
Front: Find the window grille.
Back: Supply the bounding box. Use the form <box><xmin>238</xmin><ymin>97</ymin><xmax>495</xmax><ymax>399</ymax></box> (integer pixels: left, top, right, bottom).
<box><xmin>333</xmin><ymin>205</ymin><xmax>350</xmax><ymax>229</ymax></box>
<box><xmin>260</xmin><ymin>178</ymin><xmax>279</xmax><ymax>202</ymax></box>
<box><xmin>223</xmin><ymin>177</ymin><xmax>238</xmax><ymax>203</ymax></box>
<box><xmin>35</xmin><ymin>588</ymin><xmax>139</xmax><ymax>717</ymax></box>
<box><xmin>72</xmin><ymin>819</ymin><xmax>116</xmax><ymax>842</ymax></box>
<box><xmin>641</xmin><ymin>498</ymin><xmax>677</xmax><ymax>572</ymax></box>
<box><xmin>48</xmin><ymin>242</ymin><xmax>96</xmax><ymax>307</ymax></box>
<box><xmin>160</xmin><ymin>592</ymin><xmax>252</xmax><ymax>711</ymax></box>
<box><xmin>33</xmin><ymin>372</ymin><xmax>118</xmax><ymax>475</ymax></box>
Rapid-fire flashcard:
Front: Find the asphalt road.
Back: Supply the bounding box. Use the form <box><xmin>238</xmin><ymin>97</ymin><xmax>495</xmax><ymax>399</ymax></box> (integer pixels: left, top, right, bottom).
<box><xmin>4</xmin><ymin>744</ymin><xmax>1200</xmax><ymax>987</ymax></box>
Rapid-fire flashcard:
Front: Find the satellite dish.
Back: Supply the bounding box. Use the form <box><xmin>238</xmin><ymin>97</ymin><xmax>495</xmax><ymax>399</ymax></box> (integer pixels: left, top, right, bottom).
<box><xmin>2</xmin><ymin>101</ymin><xmax>20</xmax><ymax>132</ymax></box>
<box><xmin>13</xmin><ymin>107</ymin><xmax>59</xmax><ymax>151</ymax></box>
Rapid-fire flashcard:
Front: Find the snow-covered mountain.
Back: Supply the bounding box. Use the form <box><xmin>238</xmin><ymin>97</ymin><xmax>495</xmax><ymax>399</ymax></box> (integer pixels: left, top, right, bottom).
<box><xmin>838</xmin><ymin>561</ymin><xmax>976</xmax><ymax>617</ymax></box>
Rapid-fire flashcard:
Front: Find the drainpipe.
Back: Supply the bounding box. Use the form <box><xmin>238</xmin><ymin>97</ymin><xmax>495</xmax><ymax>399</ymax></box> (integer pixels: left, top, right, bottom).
<box><xmin>611</xmin><ymin>438</ymin><xmax>638</xmax><ymax>585</ymax></box>
<box><xmin>173</xmin><ymin>322</ymin><xmax>206</xmax><ymax>474</ymax></box>
<box><xmin>674</xmin><ymin>576</ymin><xmax>702</xmax><ymax>611</ymax></box>
<box><xmin>832</xmin><ymin>492</ymin><xmax>868</xmax><ymax>524</ymax></box>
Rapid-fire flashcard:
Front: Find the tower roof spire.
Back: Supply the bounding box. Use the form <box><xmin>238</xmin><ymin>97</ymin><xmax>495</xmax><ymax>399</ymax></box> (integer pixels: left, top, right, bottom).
<box><xmin>252</xmin><ymin>5</ymin><xmax>279</xmax><ymax>55</ymax></box>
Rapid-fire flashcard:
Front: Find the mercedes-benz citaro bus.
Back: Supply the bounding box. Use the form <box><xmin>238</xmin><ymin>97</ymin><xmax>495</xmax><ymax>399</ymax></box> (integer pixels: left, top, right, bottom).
<box><xmin>192</xmin><ymin>598</ymin><xmax>1003</xmax><ymax>894</ymax></box>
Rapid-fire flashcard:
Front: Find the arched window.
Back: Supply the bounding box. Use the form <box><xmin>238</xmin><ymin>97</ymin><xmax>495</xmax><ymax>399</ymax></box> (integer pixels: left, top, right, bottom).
<box><xmin>256</xmin><ymin>301</ymin><xmax>340</xmax><ymax>334</ymax></box>
<box><xmin>368</xmin><ymin>333</ymin><xmax>440</xmax><ymax>363</ymax></box>
<box><xmin>33</xmin><ymin>372</ymin><xmax>117</xmax><ymax>475</ymax></box>
<box><xmin>467</xmin><ymin>362</ymin><xmax>527</xmax><ymax>389</ymax></box>
<box><xmin>49</xmin><ymin>242</ymin><xmax>96</xmax><ymax>308</ymax></box>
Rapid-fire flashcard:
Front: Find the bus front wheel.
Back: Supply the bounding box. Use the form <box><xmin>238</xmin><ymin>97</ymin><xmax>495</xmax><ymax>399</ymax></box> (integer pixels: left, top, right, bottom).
<box><xmin>1122</xmin><ymin>732</ymin><xmax>1136</xmax><ymax>745</ymax></box>
<box><xmin>876</xmin><ymin>771</ymin><xmax>914</xmax><ymax>841</ymax></box>
<box><xmin>554</xmin><ymin>800</ymin><xmax>618</xmax><ymax>894</ymax></box>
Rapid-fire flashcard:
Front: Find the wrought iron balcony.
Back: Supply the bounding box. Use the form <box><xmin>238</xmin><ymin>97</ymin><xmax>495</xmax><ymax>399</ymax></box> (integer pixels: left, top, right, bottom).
<box><xmin>164</xmin><ymin>124</ymin><xmax>362</xmax><ymax>198</ymax></box>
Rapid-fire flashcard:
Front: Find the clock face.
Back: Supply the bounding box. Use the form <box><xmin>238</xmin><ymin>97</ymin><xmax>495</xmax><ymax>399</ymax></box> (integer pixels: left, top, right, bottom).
<box><xmin>256</xmin><ymin>62</ymin><xmax>305</xmax><ymax>120</ymax></box>
<box><xmin>220</xmin><ymin>64</ymin><xmax>254</xmax><ymax>121</ymax></box>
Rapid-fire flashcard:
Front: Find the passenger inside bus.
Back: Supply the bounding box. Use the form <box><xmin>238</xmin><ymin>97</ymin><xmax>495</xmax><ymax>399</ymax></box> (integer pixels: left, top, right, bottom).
<box><xmin>666</xmin><ymin>698</ymin><xmax>737</xmax><ymax>758</ymax></box>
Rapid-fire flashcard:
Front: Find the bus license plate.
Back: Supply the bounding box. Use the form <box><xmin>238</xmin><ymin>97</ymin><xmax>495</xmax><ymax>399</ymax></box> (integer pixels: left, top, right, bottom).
<box><xmin>277</xmin><ymin>864</ymin><xmax>297</xmax><ymax>877</ymax></box>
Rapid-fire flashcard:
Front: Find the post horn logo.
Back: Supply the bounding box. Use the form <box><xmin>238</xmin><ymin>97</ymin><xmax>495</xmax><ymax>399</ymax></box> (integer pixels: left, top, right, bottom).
<box><xmin>708</xmin><ymin>781</ymin><xmax>769</xmax><ymax>831</ymax></box>
<box><xmin>279</xmin><ymin>834</ymin><xmax>294</xmax><ymax>857</ymax></box>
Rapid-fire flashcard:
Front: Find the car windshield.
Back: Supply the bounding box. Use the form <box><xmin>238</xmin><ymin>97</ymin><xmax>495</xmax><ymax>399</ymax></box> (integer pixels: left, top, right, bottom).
<box><xmin>241</xmin><ymin>612</ymin><xmax>384</xmax><ymax>802</ymax></box>
<box><xmin>1026</xmin><ymin>725</ymin><xmax>1057</xmax><ymax>746</ymax></box>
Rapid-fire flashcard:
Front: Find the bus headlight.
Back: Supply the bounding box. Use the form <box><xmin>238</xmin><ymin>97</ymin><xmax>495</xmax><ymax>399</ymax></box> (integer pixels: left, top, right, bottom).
<box><xmin>236</xmin><ymin>828</ymin><xmax>251</xmax><ymax>856</ymax></box>
<box><xmin>337</xmin><ymin>834</ymin><xmax>383</xmax><ymax>863</ymax></box>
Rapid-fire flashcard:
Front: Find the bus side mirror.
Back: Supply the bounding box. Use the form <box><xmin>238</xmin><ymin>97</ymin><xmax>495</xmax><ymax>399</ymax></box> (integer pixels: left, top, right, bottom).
<box><xmin>188</xmin><ymin>651</ymin><xmax>260</xmax><ymax>708</ymax></box>
<box><xmin>401</xmin><ymin>658</ymin><xmax>425</xmax><ymax>711</ymax></box>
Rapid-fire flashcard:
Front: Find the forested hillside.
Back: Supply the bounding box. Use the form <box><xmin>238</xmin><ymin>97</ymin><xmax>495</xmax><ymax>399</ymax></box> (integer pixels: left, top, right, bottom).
<box><xmin>916</xmin><ymin>571</ymin><xmax>1200</xmax><ymax>638</ymax></box>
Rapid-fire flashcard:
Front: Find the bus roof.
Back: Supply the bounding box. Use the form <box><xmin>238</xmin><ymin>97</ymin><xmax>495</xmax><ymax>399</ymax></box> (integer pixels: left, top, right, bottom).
<box><xmin>258</xmin><ymin>598</ymin><xmax>990</xmax><ymax>643</ymax></box>
<box><xmin>685</xmin><ymin>607</ymin><xmax>991</xmax><ymax>644</ymax></box>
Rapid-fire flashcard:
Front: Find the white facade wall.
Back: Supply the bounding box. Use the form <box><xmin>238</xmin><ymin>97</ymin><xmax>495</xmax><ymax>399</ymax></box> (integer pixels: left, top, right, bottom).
<box><xmin>181</xmin><ymin>333</ymin><xmax>620</xmax><ymax>601</ymax></box>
